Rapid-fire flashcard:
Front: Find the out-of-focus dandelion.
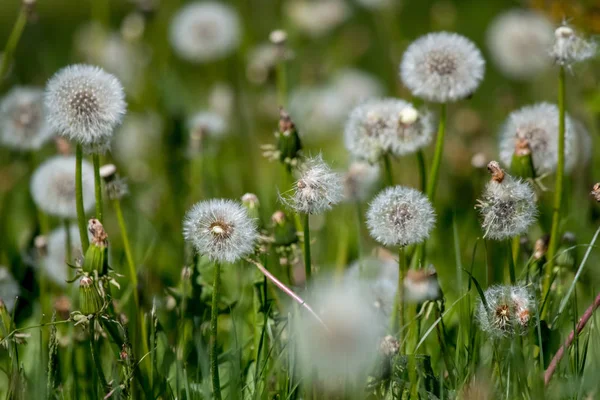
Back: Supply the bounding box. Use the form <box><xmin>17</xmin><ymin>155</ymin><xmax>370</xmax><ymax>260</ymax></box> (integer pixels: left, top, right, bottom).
<box><xmin>345</xmin><ymin>256</ymin><xmax>397</xmax><ymax>318</ymax></box>
<box><xmin>499</xmin><ymin>103</ymin><xmax>577</xmax><ymax>175</ymax></box>
<box><xmin>400</xmin><ymin>32</ymin><xmax>485</xmax><ymax>103</ymax></box>
<box><xmin>30</xmin><ymin>156</ymin><xmax>95</xmax><ymax>219</ymax></box>
<box><xmin>285</xmin><ymin>0</ymin><xmax>350</xmax><ymax>38</ymax></box>
<box><xmin>0</xmin><ymin>86</ymin><xmax>53</xmax><ymax>150</ymax></box>
<box><xmin>188</xmin><ymin>111</ymin><xmax>227</xmax><ymax>155</ymax></box>
<box><xmin>100</xmin><ymin>164</ymin><xmax>128</xmax><ymax>201</ymax></box>
<box><xmin>0</xmin><ymin>267</ymin><xmax>19</xmax><ymax>313</ymax></box>
<box><xmin>366</xmin><ymin>186</ymin><xmax>436</xmax><ymax>247</ymax></box>
<box><xmin>343</xmin><ymin>161</ymin><xmax>380</xmax><ymax>202</ymax></box>
<box><xmin>355</xmin><ymin>0</ymin><xmax>393</xmax><ymax>10</ymax></box>
<box><xmin>476</xmin><ymin>161</ymin><xmax>537</xmax><ymax>240</ymax></box>
<box><xmin>42</xmin><ymin>225</ymin><xmax>82</xmax><ymax>287</ymax></box>
<box><xmin>476</xmin><ymin>284</ymin><xmax>535</xmax><ymax>338</ymax></box>
<box><xmin>344</xmin><ymin>99</ymin><xmax>392</xmax><ymax>163</ymax></box>
<box><xmin>486</xmin><ymin>9</ymin><xmax>554</xmax><ymax>80</ymax></box>
<box><xmin>294</xmin><ymin>281</ymin><xmax>385</xmax><ymax>392</ymax></box>
<box><xmin>387</xmin><ymin>101</ymin><xmax>435</xmax><ymax>157</ymax></box>
<box><xmin>551</xmin><ymin>24</ymin><xmax>597</xmax><ymax>67</ymax></box>
<box><xmin>183</xmin><ymin>199</ymin><xmax>258</xmax><ymax>264</ymax></box>
<box><xmin>170</xmin><ymin>2</ymin><xmax>240</xmax><ymax>63</ymax></box>
<box><xmin>403</xmin><ymin>267</ymin><xmax>441</xmax><ymax>303</ymax></box>
<box><xmin>45</xmin><ymin>64</ymin><xmax>126</xmax><ymax>154</ymax></box>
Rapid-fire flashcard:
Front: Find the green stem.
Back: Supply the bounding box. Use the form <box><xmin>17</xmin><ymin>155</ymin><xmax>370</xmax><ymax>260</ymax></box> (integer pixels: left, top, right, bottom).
<box><xmin>383</xmin><ymin>154</ymin><xmax>394</xmax><ymax>186</ymax></box>
<box><xmin>92</xmin><ymin>153</ymin><xmax>103</xmax><ymax>223</ymax></box>
<box><xmin>114</xmin><ymin>199</ymin><xmax>137</xmax><ymax>306</ymax></box>
<box><xmin>89</xmin><ymin>318</ymin><xmax>109</xmax><ymax>392</ymax></box>
<box><xmin>416</xmin><ymin>149</ymin><xmax>427</xmax><ymax>192</ymax></box>
<box><xmin>303</xmin><ymin>213</ymin><xmax>312</xmax><ymax>287</ymax></box>
<box><xmin>393</xmin><ymin>247</ymin><xmax>406</xmax><ymax>341</ymax></box>
<box><xmin>75</xmin><ymin>144</ymin><xmax>89</xmax><ymax>253</ymax></box>
<box><xmin>507</xmin><ymin>240</ymin><xmax>516</xmax><ymax>285</ymax></box>
<box><xmin>0</xmin><ymin>6</ymin><xmax>27</xmax><ymax>82</ymax></box>
<box><xmin>210</xmin><ymin>263</ymin><xmax>222</xmax><ymax>400</ymax></box>
<box><xmin>543</xmin><ymin>66</ymin><xmax>566</xmax><ymax>317</ymax></box>
<box><xmin>356</xmin><ymin>202</ymin><xmax>364</xmax><ymax>277</ymax></box>
<box><xmin>426</xmin><ymin>103</ymin><xmax>447</xmax><ymax>201</ymax></box>
<box><xmin>64</xmin><ymin>219</ymin><xmax>72</xmax><ymax>265</ymax></box>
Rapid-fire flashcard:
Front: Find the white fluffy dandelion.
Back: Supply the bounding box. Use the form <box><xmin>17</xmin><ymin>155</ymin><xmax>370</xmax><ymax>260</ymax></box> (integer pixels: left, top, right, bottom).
<box><xmin>0</xmin><ymin>86</ymin><xmax>53</xmax><ymax>150</ymax></box>
<box><xmin>498</xmin><ymin>103</ymin><xmax>577</xmax><ymax>175</ymax></box>
<box><xmin>476</xmin><ymin>284</ymin><xmax>535</xmax><ymax>338</ymax></box>
<box><xmin>188</xmin><ymin>111</ymin><xmax>227</xmax><ymax>139</ymax></box>
<box><xmin>0</xmin><ymin>267</ymin><xmax>19</xmax><ymax>313</ymax></box>
<box><xmin>551</xmin><ymin>24</ymin><xmax>597</xmax><ymax>67</ymax></box>
<box><xmin>344</xmin><ymin>161</ymin><xmax>380</xmax><ymax>202</ymax></box>
<box><xmin>486</xmin><ymin>9</ymin><xmax>554</xmax><ymax>80</ymax></box>
<box><xmin>344</xmin><ymin>99</ymin><xmax>393</xmax><ymax>163</ymax></box>
<box><xmin>45</xmin><ymin>64</ymin><xmax>126</xmax><ymax>153</ymax></box>
<box><xmin>367</xmin><ymin>186</ymin><xmax>436</xmax><ymax>247</ymax></box>
<box><xmin>285</xmin><ymin>0</ymin><xmax>350</xmax><ymax>38</ymax></box>
<box><xmin>30</xmin><ymin>156</ymin><xmax>95</xmax><ymax>219</ymax></box>
<box><xmin>476</xmin><ymin>162</ymin><xmax>537</xmax><ymax>240</ymax></box>
<box><xmin>42</xmin><ymin>225</ymin><xmax>83</xmax><ymax>287</ymax></box>
<box><xmin>295</xmin><ymin>281</ymin><xmax>385</xmax><ymax>392</ymax></box>
<box><xmin>386</xmin><ymin>101</ymin><xmax>435</xmax><ymax>156</ymax></box>
<box><xmin>170</xmin><ymin>2</ymin><xmax>240</xmax><ymax>63</ymax></box>
<box><xmin>281</xmin><ymin>155</ymin><xmax>344</xmax><ymax>214</ymax></box>
<box><xmin>183</xmin><ymin>199</ymin><xmax>258</xmax><ymax>263</ymax></box>
<box><xmin>400</xmin><ymin>32</ymin><xmax>485</xmax><ymax>103</ymax></box>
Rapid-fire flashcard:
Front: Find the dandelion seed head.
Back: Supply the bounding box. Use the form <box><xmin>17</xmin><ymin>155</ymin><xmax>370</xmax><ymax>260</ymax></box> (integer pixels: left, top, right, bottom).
<box><xmin>0</xmin><ymin>267</ymin><xmax>19</xmax><ymax>313</ymax></box>
<box><xmin>476</xmin><ymin>167</ymin><xmax>537</xmax><ymax>240</ymax></box>
<box><xmin>344</xmin><ymin>99</ymin><xmax>392</xmax><ymax>163</ymax></box>
<box><xmin>183</xmin><ymin>199</ymin><xmax>258</xmax><ymax>263</ymax></box>
<box><xmin>486</xmin><ymin>10</ymin><xmax>553</xmax><ymax>80</ymax></box>
<box><xmin>499</xmin><ymin>103</ymin><xmax>577</xmax><ymax>175</ymax></box>
<box><xmin>387</xmin><ymin>101</ymin><xmax>435</xmax><ymax>156</ymax></box>
<box><xmin>343</xmin><ymin>161</ymin><xmax>380</xmax><ymax>202</ymax></box>
<box><xmin>366</xmin><ymin>186</ymin><xmax>436</xmax><ymax>247</ymax></box>
<box><xmin>45</xmin><ymin>64</ymin><xmax>126</xmax><ymax>153</ymax></box>
<box><xmin>170</xmin><ymin>2</ymin><xmax>240</xmax><ymax>63</ymax></box>
<box><xmin>286</xmin><ymin>0</ymin><xmax>350</xmax><ymax>38</ymax></box>
<box><xmin>295</xmin><ymin>281</ymin><xmax>385</xmax><ymax>392</ymax></box>
<box><xmin>476</xmin><ymin>285</ymin><xmax>535</xmax><ymax>338</ymax></box>
<box><xmin>282</xmin><ymin>155</ymin><xmax>344</xmax><ymax>214</ymax></box>
<box><xmin>43</xmin><ymin>225</ymin><xmax>83</xmax><ymax>287</ymax></box>
<box><xmin>400</xmin><ymin>32</ymin><xmax>485</xmax><ymax>103</ymax></box>
<box><xmin>551</xmin><ymin>23</ymin><xmax>597</xmax><ymax>66</ymax></box>
<box><xmin>188</xmin><ymin>111</ymin><xmax>227</xmax><ymax>140</ymax></box>
<box><xmin>0</xmin><ymin>86</ymin><xmax>53</xmax><ymax>150</ymax></box>
<box><xmin>30</xmin><ymin>156</ymin><xmax>95</xmax><ymax>219</ymax></box>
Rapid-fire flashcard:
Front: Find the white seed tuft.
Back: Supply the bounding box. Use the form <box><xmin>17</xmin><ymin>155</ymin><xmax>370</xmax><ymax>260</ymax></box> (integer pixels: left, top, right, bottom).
<box><xmin>170</xmin><ymin>2</ymin><xmax>241</xmax><ymax>63</ymax></box>
<box><xmin>183</xmin><ymin>199</ymin><xmax>258</xmax><ymax>263</ymax></box>
<box><xmin>0</xmin><ymin>86</ymin><xmax>53</xmax><ymax>150</ymax></box>
<box><xmin>498</xmin><ymin>102</ymin><xmax>577</xmax><ymax>175</ymax></box>
<box><xmin>551</xmin><ymin>23</ymin><xmax>597</xmax><ymax>67</ymax></box>
<box><xmin>30</xmin><ymin>156</ymin><xmax>95</xmax><ymax>219</ymax></box>
<box><xmin>366</xmin><ymin>186</ymin><xmax>436</xmax><ymax>247</ymax></box>
<box><xmin>400</xmin><ymin>32</ymin><xmax>485</xmax><ymax>103</ymax></box>
<box><xmin>476</xmin><ymin>284</ymin><xmax>535</xmax><ymax>338</ymax></box>
<box><xmin>45</xmin><ymin>64</ymin><xmax>126</xmax><ymax>154</ymax></box>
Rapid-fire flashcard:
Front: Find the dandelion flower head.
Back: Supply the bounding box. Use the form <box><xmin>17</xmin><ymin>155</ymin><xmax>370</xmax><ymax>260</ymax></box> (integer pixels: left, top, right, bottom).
<box><xmin>476</xmin><ymin>284</ymin><xmax>535</xmax><ymax>338</ymax></box>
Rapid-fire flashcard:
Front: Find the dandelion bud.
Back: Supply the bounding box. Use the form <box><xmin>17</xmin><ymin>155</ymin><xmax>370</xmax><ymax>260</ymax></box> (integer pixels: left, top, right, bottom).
<box><xmin>241</xmin><ymin>193</ymin><xmax>260</xmax><ymax>220</ymax></box>
<box><xmin>400</xmin><ymin>32</ymin><xmax>485</xmax><ymax>103</ymax></box>
<box><xmin>591</xmin><ymin>183</ymin><xmax>600</xmax><ymax>202</ymax></box>
<box><xmin>281</xmin><ymin>155</ymin><xmax>343</xmax><ymax>215</ymax></box>
<box><xmin>271</xmin><ymin>210</ymin><xmax>298</xmax><ymax>246</ymax></box>
<box><xmin>276</xmin><ymin>108</ymin><xmax>302</xmax><ymax>167</ymax></box>
<box><xmin>0</xmin><ymin>267</ymin><xmax>19</xmax><ymax>314</ymax></box>
<box><xmin>551</xmin><ymin>24</ymin><xmax>597</xmax><ymax>67</ymax></box>
<box><xmin>79</xmin><ymin>276</ymin><xmax>103</xmax><ymax>316</ymax></box>
<box><xmin>83</xmin><ymin>219</ymin><xmax>108</xmax><ymax>275</ymax></box>
<box><xmin>476</xmin><ymin>284</ymin><xmax>535</xmax><ymax>338</ymax></box>
<box><xmin>366</xmin><ymin>186</ymin><xmax>436</xmax><ymax>247</ymax></box>
<box><xmin>183</xmin><ymin>199</ymin><xmax>258</xmax><ymax>263</ymax></box>
<box><xmin>510</xmin><ymin>137</ymin><xmax>535</xmax><ymax>179</ymax></box>
<box><xmin>403</xmin><ymin>267</ymin><xmax>441</xmax><ymax>303</ymax></box>
<box><xmin>476</xmin><ymin>163</ymin><xmax>537</xmax><ymax>240</ymax></box>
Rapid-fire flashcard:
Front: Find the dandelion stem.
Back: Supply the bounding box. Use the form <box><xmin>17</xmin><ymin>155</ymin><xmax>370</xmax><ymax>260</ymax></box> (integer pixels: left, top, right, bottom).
<box><xmin>114</xmin><ymin>199</ymin><xmax>137</xmax><ymax>306</ymax></box>
<box><xmin>64</xmin><ymin>219</ymin><xmax>72</xmax><ymax>265</ymax></box>
<box><xmin>417</xmin><ymin>149</ymin><xmax>427</xmax><ymax>192</ymax></box>
<box><xmin>507</xmin><ymin>240</ymin><xmax>516</xmax><ymax>284</ymax></box>
<box><xmin>210</xmin><ymin>263</ymin><xmax>222</xmax><ymax>400</ymax></box>
<box><xmin>75</xmin><ymin>144</ymin><xmax>89</xmax><ymax>253</ymax></box>
<box><xmin>398</xmin><ymin>247</ymin><xmax>406</xmax><ymax>340</ymax></box>
<box><xmin>383</xmin><ymin>154</ymin><xmax>394</xmax><ymax>186</ymax></box>
<box><xmin>89</xmin><ymin>318</ymin><xmax>109</xmax><ymax>392</ymax></box>
<box><xmin>356</xmin><ymin>201</ymin><xmax>364</xmax><ymax>277</ymax></box>
<box><xmin>0</xmin><ymin>5</ymin><xmax>27</xmax><ymax>83</ymax></box>
<box><xmin>303</xmin><ymin>213</ymin><xmax>312</xmax><ymax>287</ymax></box>
<box><xmin>543</xmin><ymin>66</ymin><xmax>566</xmax><ymax>316</ymax></box>
<box><xmin>426</xmin><ymin>103</ymin><xmax>447</xmax><ymax>201</ymax></box>
<box><xmin>92</xmin><ymin>153</ymin><xmax>103</xmax><ymax>223</ymax></box>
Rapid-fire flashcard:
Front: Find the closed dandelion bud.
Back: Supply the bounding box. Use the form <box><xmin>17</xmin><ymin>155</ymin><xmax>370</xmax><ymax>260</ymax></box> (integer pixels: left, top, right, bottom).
<box><xmin>400</xmin><ymin>32</ymin><xmax>485</xmax><ymax>103</ymax></box>
<box><xmin>510</xmin><ymin>137</ymin><xmax>535</xmax><ymax>179</ymax></box>
<box><xmin>403</xmin><ymin>267</ymin><xmax>441</xmax><ymax>303</ymax></box>
<box><xmin>241</xmin><ymin>193</ymin><xmax>260</xmax><ymax>221</ymax></box>
<box><xmin>476</xmin><ymin>161</ymin><xmax>537</xmax><ymax>240</ymax></box>
<box><xmin>476</xmin><ymin>284</ymin><xmax>535</xmax><ymax>338</ymax></box>
<box><xmin>79</xmin><ymin>276</ymin><xmax>103</xmax><ymax>315</ymax></box>
<box><xmin>271</xmin><ymin>210</ymin><xmax>298</xmax><ymax>246</ymax></box>
<box><xmin>277</xmin><ymin>108</ymin><xmax>302</xmax><ymax>167</ymax></box>
<box><xmin>366</xmin><ymin>186</ymin><xmax>436</xmax><ymax>247</ymax></box>
<box><xmin>591</xmin><ymin>183</ymin><xmax>600</xmax><ymax>202</ymax></box>
<box><xmin>281</xmin><ymin>155</ymin><xmax>344</xmax><ymax>215</ymax></box>
<box><xmin>551</xmin><ymin>24</ymin><xmax>597</xmax><ymax>67</ymax></box>
<box><xmin>83</xmin><ymin>219</ymin><xmax>108</xmax><ymax>275</ymax></box>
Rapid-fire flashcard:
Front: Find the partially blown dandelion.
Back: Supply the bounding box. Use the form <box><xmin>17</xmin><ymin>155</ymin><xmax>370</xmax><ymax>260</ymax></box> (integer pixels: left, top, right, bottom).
<box><xmin>0</xmin><ymin>86</ymin><xmax>53</xmax><ymax>150</ymax></box>
<box><xmin>45</xmin><ymin>64</ymin><xmax>126</xmax><ymax>153</ymax></box>
<box><xmin>476</xmin><ymin>284</ymin><xmax>535</xmax><ymax>338</ymax></box>
<box><xmin>367</xmin><ymin>186</ymin><xmax>436</xmax><ymax>247</ymax></box>
<box><xmin>30</xmin><ymin>156</ymin><xmax>95</xmax><ymax>219</ymax></box>
<box><xmin>476</xmin><ymin>161</ymin><xmax>537</xmax><ymax>240</ymax></box>
<box><xmin>400</xmin><ymin>32</ymin><xmax>485</xmax><ymax>103</ymax></box>
<box><xmin>551</xmin><ymin>24</ymin><xmax>597</xmax><ymax>67</ymax></box>
<box><xmin>183</xmin><ymin>199</ymin><xmax>258</xmax><ymax>263</ymax></box>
